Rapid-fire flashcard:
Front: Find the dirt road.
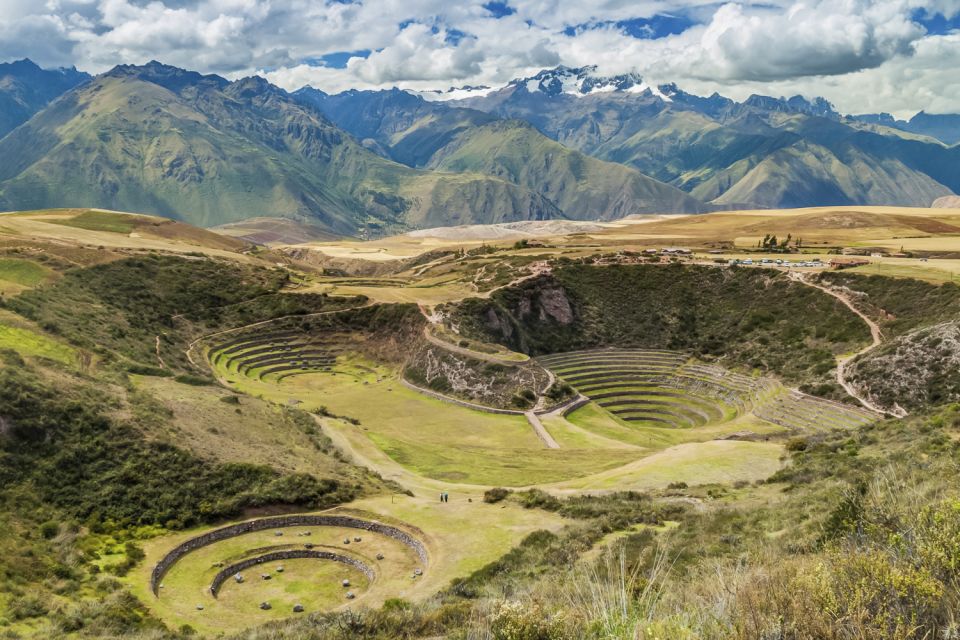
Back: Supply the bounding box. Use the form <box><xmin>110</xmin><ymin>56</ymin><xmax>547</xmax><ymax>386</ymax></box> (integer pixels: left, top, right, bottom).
<box><xmin>788</xmin><ymin>272</ymin><xmax>903</xmax><ymax>417</ymax></box>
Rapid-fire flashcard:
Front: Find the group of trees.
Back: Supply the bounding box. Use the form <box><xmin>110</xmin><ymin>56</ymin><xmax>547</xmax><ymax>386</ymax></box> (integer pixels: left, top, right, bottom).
<box><xmin>757</xmin><ymin>233</ymin><xmax>803</xmax><ymax>252</ymax></box>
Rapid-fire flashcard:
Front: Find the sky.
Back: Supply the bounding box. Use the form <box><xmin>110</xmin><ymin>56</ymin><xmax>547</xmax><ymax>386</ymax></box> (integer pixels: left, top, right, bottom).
<box><xmin>1</xmin><ymin>0</ymin><xmax>959</xmax><ymax>118</ymax></box>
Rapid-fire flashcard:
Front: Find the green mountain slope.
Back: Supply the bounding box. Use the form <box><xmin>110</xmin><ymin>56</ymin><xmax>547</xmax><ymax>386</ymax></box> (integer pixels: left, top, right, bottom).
<box><xmin>455</xmin><ymin>70</ymin><xmax>959</xmax><ymax>208</ymax></box>
<box><xmin>422</xmin><ymin>119</ymin><xmax>707</xmax><ymax>218</ymax></box>
<box><xmin>300</xmin><ymin>88</ymin><xmax>708</xmax><ymax>219</ymax></box>
<box><xmin>0</xmin><ymin>63</ymin><xmax>559</xmax><ymax>235</ymax></box>
<box><xmin>0</xmin><ymin>59</ymin><xmax>90</xmax><ymax>138</ymax></box>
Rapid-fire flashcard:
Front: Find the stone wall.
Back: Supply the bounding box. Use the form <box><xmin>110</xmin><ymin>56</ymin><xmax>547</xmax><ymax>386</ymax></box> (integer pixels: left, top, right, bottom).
<box><xmin>560</xmin><ymin>395</ymin><xmax>591</xmax><ymax>417</ymax></box>
<box><xmin>209</xmin><ymin>549</ymin><xmax>374</xmax><ymax>597</ymax></box>
<box><xmin>151</xmin><ymin>514</ymin><xmax>427</xmax><ymax>595</ymax></box>
<box><xmin>399</xmin><ymin>378</ymin><xmax>525</xmax><ymax>415</ymax></box>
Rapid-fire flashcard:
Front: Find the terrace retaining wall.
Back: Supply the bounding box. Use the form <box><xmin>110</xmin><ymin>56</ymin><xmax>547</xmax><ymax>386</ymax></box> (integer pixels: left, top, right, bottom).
<box><xmin>151</xmin><ymin>514</ymin><xmax>427</xmax><ymax>596</ymax></box>
<box><xmin>399</xmin><ymin>378</ymin><xmax>525</xmax><ymax>415</ymax></box>
<box><xmin>209</xmin><ymin>549</ymin><xmax>375</xmax><ymax>597</ymax></box>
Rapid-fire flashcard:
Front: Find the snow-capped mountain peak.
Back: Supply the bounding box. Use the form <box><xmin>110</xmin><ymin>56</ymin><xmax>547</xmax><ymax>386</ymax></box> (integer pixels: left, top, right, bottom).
<box><xmin>417</xmin><ymin>84</ymin><xmax>496</xmax><ymax>102</ymax></box>
<box><xmin>509</xmin><ymin>65</ymin><xmax>666</xmax><ymax>99</ymax></box>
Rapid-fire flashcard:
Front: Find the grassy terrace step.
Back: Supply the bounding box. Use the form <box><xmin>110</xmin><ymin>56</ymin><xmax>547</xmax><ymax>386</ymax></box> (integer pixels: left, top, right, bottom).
<box><xmin>258</xmin><ymin>364</ymin><xmax>333</xmax><ymax>380</ymax></box>
<box><xmin>755</xmin><ymin>406</ymin><xmax>839</xmax><ymax>432</ymax></box>
<box><xmin>614</xmin><ymin>408</ymin><xmax>696</xmax><ymax>428</ymax></box>
<box><xmin>211</xmin><ymin>330</ymin><xmax>305</xmax><ymax>355</ymax></box>
<box><xmin>757</xmin><ymin>405</ymin><xmax>842</xmax><ymax>431</ymax></box>
<box><xmin>550</xmin><ymin>361</ymin><xmax>684</xmax><ymax>375</ymax></box>
<box><xmin>218</xmin><ymin>338</ymin><xmax>322</xmax><ymax>361</ymax></box>
<box><xmin>754</xmin><ymin>393</ymin><xmax>875</xmax><ymax>432</ymax></box>
<box><xmin>585</xmin><ymin>386</ymin><xmax>735</xmax><ymax>420</ymax></box>
<box><xmin>575</xmin><ymin>374</ymin><xmax>754</xmax><ymax>404</ymax></box>
<box><xmin>539</xmin><ymin>348</ymin><xmax>798</xmax><ymax>433</ymax></box>
<box><xmin>604</xmin><ymin>401</ymin><xmax>711</xmax><ymax>427</ymax></box>
<box><xmin>787</xmin><ymin>393</ymin><xmax>876</xmax><ymax>423</ymax></box>
<box><xmin>221</xmin><ymin>339</ymin><xmax>346</xmax><ymax>363</ymax></box>
<box><xmin>609</xmin><ymin>414</ymin><xmax>676</xmax><ymax>427</ymax></box>
<box><xmin>543</xmin><ymin>355</ymin><xmax>687</xmax><ymax>368</ymax></box>
<box><xmin>554</xmin><ymin>365</ymin><xmax>677</xmax><ymax>384</ymax></box>
<box><xmin>677</xmin><ymin>367</ymin><xmax>756</xmax><ymax>392</ymax></box>
<box><xmin>545</xmin><ymin>354</ymin><xmax>685</xmax><ymax>365</ymax></box>
<box><xmin>248</xmin><ymin>358</ymin><xmax>336</xmax><ymax>378</ymax></box>
<box><xmin>232</xmin><ymin>347</ymin><xmax>334</xmax><ymax>365</ymax></box>
<box><xmin>538</xmin><ymin>349</ymin><xmax>686</xmax><ymax>364</ymax></box>
<box><xmin>594</xmin><ymin>393</ymin><xmax>724</xmax><ymax>421</ymax></box>
<box><xmin>239</xmin><ymin>353</ymin><xmax>336</xmax><ymax>375</ymax></box>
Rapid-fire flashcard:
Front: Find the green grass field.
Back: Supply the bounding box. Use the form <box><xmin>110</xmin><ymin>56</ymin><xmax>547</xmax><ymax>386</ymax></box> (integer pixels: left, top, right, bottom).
<box><xmin>135</xmin><ymin>523</ymin><xmax>420</xmax><ymax>635</ymax></box>
<box><xmin>216</xmin><ymin>355</ymin><xmax>639</xmax><ymax>485</ymax></box>
<box><xmin>209</xmin><ymin>347</ymin><xmax>790</xmax><ymax>488</ymax></box>
<box><xmin>0</xmin><ymin>257</ymin><xmax>52</xmax><ymax>288</ymax></box>
<box><xmin>0</xmin><ymin>322</ymin><xmax>77</xmax><ymax>364</ymax></box>
<box><xmin>848</xmin><ymin>260</ymin><xmax>960</xmax><ymax>284</ymax></box>
<box><xmin>48</xmin><ymin>210</ymin><xmax>139</xmax><ymax>234</ymax></box>
<box><xmin>561</xmin><ymin>402</ymin><xmax>783</xmax><ymax>449</ymax></box>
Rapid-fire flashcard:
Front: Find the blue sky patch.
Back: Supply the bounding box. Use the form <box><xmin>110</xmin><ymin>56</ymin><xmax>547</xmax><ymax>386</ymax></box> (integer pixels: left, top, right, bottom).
<box><xmin>483</xmin><ymin>2</ymin><xmax>516</xmax><ymax>19</ymax></box>
<box><xmin>304</xmin><ymin>50</ymin><xmax>372</xmax><ymax>69</ymax></box>
<box><xmin>398</xmin><ymin>19</ymin><xmax>472</xmax><ymax>45</ymax></box>
<box><xmin>563</xmin><ymin>13</ymin><xmax>696</xmax><ymax>39</ymax></box>
<box><xmin>912</xmin><ymin>8</ymin><xmax>960</xmax><ymax>35</ymax></box>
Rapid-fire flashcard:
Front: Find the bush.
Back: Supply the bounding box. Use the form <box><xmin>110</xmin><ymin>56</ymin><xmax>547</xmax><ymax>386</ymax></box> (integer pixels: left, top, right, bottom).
<box><xmin>484</xmin><ymin>488</ymin><xmax>511</xmax><ymax>504</ymax></box>
<box><xmin>39</xmin><ymin>521</ymin><xmax>59</xmax><ymax>539</ymax></box>
<box><xmin>516</xmin><ymin>490</ymin><xmax>562</xmax><ymax>511</ymax></box>
<box><xmin>8</xmin><ymin>593</ymin><xmax>48</xmax><ymax>620</ymax></box>
<box><xmin>490</xmin><ymin>600</ymin><xmax>568</xmax><ymax>640</ymax></box>
<box><xmin>173</xmin><ymin>374</ymin><xmax>213</xmax><ymax>386</ymax></box>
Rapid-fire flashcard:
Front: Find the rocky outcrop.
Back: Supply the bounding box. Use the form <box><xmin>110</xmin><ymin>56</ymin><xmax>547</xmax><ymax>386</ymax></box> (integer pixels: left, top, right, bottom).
<box><xmin>847</xmin><ymin>321</ymin><xmax>960</xmax><ymax>412</ymax></box>
<box><xmin>403</xmin><ymin>344</ymin><xmax>548</xmax><ymax>410</ymax></box>
<box><xmin>932</xmin><ymin>195</ymin><xmax>960</xmax><ymax>208</ymax></box>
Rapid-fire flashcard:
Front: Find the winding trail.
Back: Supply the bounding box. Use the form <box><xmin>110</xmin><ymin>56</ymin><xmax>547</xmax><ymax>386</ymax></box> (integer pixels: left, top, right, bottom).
<box><xmin>155</xmin><ymin>335</ymin><xmax>167</xmax><ymax>369</ymax></box>
<box><xmin>788</xmin><ymin>272</ymin><xmax>903</xmax><ymax>417</ymax></box>
<box><xmin>420</xmin><ymin>323</ymin><xmax>528</xmax><ymax>366</ymax></box>
<box><xmin>524</xmin><ymin>411</ymin><xmax>560</xmax><ymax>449</ymax></box>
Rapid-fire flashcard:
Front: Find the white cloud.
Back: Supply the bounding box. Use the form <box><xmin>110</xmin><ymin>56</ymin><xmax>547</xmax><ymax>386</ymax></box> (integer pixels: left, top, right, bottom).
<box><xmin>0</xmin><ymin>0</ymin><xmax>957</xmax><ymax>115</ymax></box>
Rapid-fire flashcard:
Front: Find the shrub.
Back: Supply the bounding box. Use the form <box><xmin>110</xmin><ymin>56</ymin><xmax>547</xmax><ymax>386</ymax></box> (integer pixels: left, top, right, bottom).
<box><xmin>7</xmin><ymin>593</ymin><xmax>48</xmax><ymax>620</ymax></box>
<box><xmin>489</xmin><ymin>600</ymin><xmax>568</xmax><ymax>640</ymax></box>
<box><xmin>173</xmin><ymin>374</ymin><xmax>213</xmax><ymax>386</ymax></box>
<box><xmin>484</xmin><ymin>488</ymin><xmax>511</xmax><ymax>504</ymax></box>
<box><xmin>39</xmin><ymin>521</ymin><xmax>59</xmax><ymax>539</ymax></box>
<box><xmin>517</xmin><ymin>490</ymin><xmax>562</xmax><ymax>511</ymax></box>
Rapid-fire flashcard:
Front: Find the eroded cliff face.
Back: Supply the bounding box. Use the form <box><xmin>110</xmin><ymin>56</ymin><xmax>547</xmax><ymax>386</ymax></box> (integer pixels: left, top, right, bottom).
<box><xmin>403</xmin><ymin>344</ymin><xmax>550</xmax><ymax>410</ymax></box>
<box><xmin>462</xmin><ymin>277</ymin><xmax>579</xmax><ymax>354</ymax></box>
<box><xmin>848</xmin><ymin>320</ymin><xmax>960</xmax><ymax>412</ymax></box>
<box><xmin>533</xmin><ymin>286</ymin><xmax>575</xmax><ymax>324</ymax></box>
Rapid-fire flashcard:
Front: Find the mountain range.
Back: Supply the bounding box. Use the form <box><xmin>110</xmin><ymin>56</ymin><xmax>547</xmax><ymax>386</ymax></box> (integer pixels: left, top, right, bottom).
<box><xmin>0</xmin><ymin>59</ymin><xmax>957</xmax><ymax>236</ymax></box>
<box><xmin>446</xmin><ymin>66</ymin><xmax>960</xmax><ymax>210</ymax></box>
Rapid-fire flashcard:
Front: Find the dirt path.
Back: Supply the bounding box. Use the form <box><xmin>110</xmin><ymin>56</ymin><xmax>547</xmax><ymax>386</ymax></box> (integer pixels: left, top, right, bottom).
<box><xmin>154</xmin><ymin>335</ymin><xmax>167</xmax><ymax>369</ymax></box>
<box><xmin>420</xmin><ymin>323</ymin><xmax>528</xmax><ymax>366</ymax></box>
<box><xmin>788</xmin><ymin>272</ymin><xmax>902</xmax><ymax>417</ymax></box>
<box><xmin>533</xmin><ymin>368</ymin><xmax>556</xmax><ymax>412</ymax></box>
<box><xmin>524</xmin><ymin>411</ymin><xmax>560</xmax><ymax>449</ymax></box>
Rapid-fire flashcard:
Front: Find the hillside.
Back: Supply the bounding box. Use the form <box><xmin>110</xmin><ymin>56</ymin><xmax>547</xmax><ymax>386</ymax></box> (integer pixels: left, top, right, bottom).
<box><xmin>3</xmin><ymin>211</ymin><xmax>960</xmax><ymax>638</ymax></box>
<box><xmin>299</xmin><ymin>87</ymin><xmax>708</xmax><ymax>219</ymax></box>
<box><xmin>454</xmin><ymin>67</ymin><xmax>959</xmax><ymax>209</ymax></box>
<box><xmin>0</xmin><ymin>59</ymin><xmax>89</xmax><ymax>138</ymax></box>
<box><xmin>449</xmin><ymin>263</ymin><xmax>870</xmax><ymax>396</ymax></box>
<box><xmin>0</xmin><ymin>63</ymin><xmax>559</xmax><ymax>235</ymax></box>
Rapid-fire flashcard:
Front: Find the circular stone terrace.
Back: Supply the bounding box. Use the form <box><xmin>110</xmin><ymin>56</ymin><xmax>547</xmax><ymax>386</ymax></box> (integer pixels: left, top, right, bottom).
<box><xmin>149</xmin><ymin>514</ymin><xmax>428</xmax><ymax>629</ymax></box>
